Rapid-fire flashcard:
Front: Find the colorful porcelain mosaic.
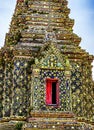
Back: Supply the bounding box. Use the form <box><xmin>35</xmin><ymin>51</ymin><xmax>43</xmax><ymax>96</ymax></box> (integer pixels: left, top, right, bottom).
<box><xmin>0</xmin><ymin>0</ymin><xmax>93</xmax><ymax>129</ymax></box>
<box><xmin>12</xmin><ymin>59</ymin><xmax>31</xmax><ymax>116</ymax></box>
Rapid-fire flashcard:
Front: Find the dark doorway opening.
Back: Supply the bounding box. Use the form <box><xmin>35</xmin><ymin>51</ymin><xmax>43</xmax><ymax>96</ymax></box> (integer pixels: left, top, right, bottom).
<box><xmin>52</xmin><ymin>82</ymin><xmax>56</xmax><ymax>104</ymax></box>
<box><xmin>46</xmin><ymin>78</ymin><xmax>59</xmax><ymax>106</ymax></box>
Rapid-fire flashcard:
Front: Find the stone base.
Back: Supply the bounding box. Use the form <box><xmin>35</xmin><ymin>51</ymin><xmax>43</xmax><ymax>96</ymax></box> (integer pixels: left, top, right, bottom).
<box><xmin>24</xmin><ymin>121</ymin><xmax>93</xmax><ymax>130</ymax></box>
<box><xmin>22</xmin><ymin>111</ymin><xmax>94</xmax><ymax>130</ymax></box>
<box><xmin>0</xmin><ymin>122</ymin><xmax>15</xmax><ymax>130</ymax></box>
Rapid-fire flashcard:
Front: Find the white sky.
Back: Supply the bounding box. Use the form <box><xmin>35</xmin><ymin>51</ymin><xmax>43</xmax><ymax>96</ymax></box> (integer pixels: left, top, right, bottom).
<box><xmin>68</xmin><ymin>0</ymin><xmax>94</xmax><ymax>80</ymax></box>
<box><xmin>0</xmin><ymin>0</ymin><xmax>94</xmax><ymax>80</ymax></box>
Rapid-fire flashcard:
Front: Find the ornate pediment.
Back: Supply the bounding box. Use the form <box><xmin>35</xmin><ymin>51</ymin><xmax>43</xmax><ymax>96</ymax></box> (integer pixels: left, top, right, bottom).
<box><xmin>40</xmin><ymin>53</ymin><xmax>64</xmax><ymax>70</ymax></box>
<box><xmin>34</xmin><ymin>42</ymin><xmax>70</xmax><ymax>70</ymax></box>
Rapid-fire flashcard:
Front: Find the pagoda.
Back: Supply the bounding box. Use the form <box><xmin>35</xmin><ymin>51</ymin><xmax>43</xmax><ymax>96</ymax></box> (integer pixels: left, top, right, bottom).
<box><xmin>0</xmin><ymin>0</ymin><xmax>94</xmax><ymax>129</ymax></box>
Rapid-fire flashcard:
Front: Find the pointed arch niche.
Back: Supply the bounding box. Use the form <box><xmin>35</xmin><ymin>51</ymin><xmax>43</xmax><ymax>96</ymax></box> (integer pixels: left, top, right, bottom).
<box><xmin>31</xmin><ymin>43</ymin><xmax>71</xmax><ymax>111</ymax></box>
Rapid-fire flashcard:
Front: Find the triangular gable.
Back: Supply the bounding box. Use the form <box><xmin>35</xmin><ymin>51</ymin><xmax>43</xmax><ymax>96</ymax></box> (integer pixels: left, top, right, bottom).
<box><xmin>35</xmin><ymin>42</ymin><xmax>69</xmax><ymax>70</ymax></box>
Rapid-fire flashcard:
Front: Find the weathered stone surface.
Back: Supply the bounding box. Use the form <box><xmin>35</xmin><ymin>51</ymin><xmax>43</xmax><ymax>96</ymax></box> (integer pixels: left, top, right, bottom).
<box><xmin>0</xmin><ymin>123</ymin><xmax>15</xmax><ymax>130</ymax></box>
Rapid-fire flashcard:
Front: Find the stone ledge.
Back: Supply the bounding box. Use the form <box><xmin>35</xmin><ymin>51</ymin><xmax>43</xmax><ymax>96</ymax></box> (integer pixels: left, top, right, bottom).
<box><xmin>30</xmin><ymin>111</ymin><xmax>75</xmax><ymax>118</ymax></box>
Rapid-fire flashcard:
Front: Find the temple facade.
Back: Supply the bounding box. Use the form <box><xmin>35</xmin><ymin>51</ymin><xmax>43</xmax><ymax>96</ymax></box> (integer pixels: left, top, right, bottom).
<box><xmin>0</xmin><ymin>0</ymin><xmax>94</xmax><ymax>129</ymax></box>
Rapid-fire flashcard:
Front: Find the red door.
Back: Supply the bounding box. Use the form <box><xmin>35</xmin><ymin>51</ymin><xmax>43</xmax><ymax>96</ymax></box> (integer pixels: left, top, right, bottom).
<box><xmin>46</xmin><ymin>78</ymin><xmax>59</xmax><ymax>106</ymax></box>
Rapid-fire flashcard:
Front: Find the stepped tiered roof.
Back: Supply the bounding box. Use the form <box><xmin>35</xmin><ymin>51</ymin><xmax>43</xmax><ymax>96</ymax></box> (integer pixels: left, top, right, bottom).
<box><xmin>0</xmin><ymin>0</ymin><xmax>94</xmax><ymax>130</ymax></box>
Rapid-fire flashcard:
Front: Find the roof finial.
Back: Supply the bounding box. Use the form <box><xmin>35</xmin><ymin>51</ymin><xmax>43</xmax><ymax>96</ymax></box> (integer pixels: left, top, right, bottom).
<box><xmin>44</xmin><ymin>0</ymin><xmax>56</xmax><ymax>43</ymax></box>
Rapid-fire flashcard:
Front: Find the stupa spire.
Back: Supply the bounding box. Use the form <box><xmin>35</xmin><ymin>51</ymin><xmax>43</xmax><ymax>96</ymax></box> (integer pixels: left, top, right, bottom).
<box><xmin>0</xmin><ymin>1</ymin><xmax>93</xmax><ymax>129</ymax></box>
<box><xmin>5</xmin><ymin>0</ymin><xmax>81</xmax><ymax>49</ymax></box>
